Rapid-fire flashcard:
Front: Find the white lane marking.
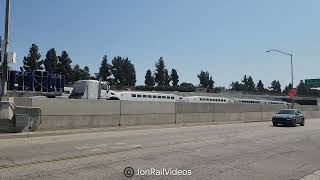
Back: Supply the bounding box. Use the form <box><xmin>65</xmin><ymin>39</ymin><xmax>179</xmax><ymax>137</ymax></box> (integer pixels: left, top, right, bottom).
<box><xmin>74</xmin><ymin>146</ymin><xmax>92</xmax><ymax>150</ymax></box>
<box><xmin>115</xmin><ymin>142</ymin><xmax>127</xmax><ymax>145</ymax></box>
<box><xmin>89</xmin><ymin>148</ymin><xmax>104</xmax><ymax>152</ymax></box>
<box><xmin>95</xmin><ymin>144</ymin><xmax>109</xmax><ymax>148</ymax></box>
<box><xmin>74</xmin><ymin>143</ymin><xmax>141</xmax><ymax>150</ymax></box>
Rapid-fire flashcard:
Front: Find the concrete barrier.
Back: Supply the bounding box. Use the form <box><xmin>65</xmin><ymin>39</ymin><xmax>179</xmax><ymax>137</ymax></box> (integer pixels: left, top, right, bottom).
<box><xmin>9</xmin><ymin>97</ymin><xmax>320</xmax><ymax>131</ymax></box>
<box><xmin>13</xmin><ymin>98</ymin><xmax>121</xmax><ymax>130</ymax></box>
<box><xmin>120</xmin><ymin>101</ymin><xmax>175</xmax><ymax>126</ymax></box>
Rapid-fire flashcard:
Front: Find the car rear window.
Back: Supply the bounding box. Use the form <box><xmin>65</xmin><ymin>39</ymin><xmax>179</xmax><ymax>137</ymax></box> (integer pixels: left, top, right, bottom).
<box><xmin>278</xmin><ymin>110</ymin><xmax>295</xmax><ymax>114</ymax></box>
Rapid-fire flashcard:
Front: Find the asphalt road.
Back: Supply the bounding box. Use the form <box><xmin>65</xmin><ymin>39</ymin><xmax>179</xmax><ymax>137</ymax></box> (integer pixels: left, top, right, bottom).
<box><xmin>0</xmin><ymin>119</ymin><xmax>320</xmax><ymax>180</ymax></box>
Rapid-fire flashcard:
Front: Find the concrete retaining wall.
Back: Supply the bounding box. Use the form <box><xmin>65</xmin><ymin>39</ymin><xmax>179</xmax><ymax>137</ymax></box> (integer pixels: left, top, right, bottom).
<box><xmin>120</xmin><ymin>101</ymin><xmax>175</xmax><ymax>126</ymax></box>
<box><xmin>11</xmin><ymin>97</ymin><xmax>320</xmax><ymax>131</ymax></box>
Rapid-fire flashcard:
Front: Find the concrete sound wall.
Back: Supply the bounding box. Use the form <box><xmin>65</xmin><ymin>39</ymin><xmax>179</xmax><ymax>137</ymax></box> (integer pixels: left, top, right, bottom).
<box><xmin>11</xmin><ymin>97</ymin><xmax>320</xmax><ymax>131</ymax></box>
<box><xmin>175</xmin><ymin>103</ymin><xmax>214</xmax><ymax>123</ymax></box>
<box><xmin>120</xmin><ymin>101</ymin><xmax>175</xmax><ymax>126</ymax></box>
<box><xmin>14</xmin><ymin>98</ymin><xmax>121</xmax><ymax>130</ymax></box>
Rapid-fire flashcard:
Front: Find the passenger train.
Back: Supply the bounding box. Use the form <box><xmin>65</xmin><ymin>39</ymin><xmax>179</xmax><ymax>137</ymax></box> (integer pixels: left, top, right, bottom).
<box><xmin>70</xmin><ymin>80</ymin><xmax>289</xmax><ymax>106</ymax></box>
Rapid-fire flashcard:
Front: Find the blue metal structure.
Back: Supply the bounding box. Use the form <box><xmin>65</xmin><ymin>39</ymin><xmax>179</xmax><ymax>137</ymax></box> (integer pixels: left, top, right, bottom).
<box><xmin>1</xmin><ymin>70</ymin><xmax>64</xmax><ymax>92</ymax></box>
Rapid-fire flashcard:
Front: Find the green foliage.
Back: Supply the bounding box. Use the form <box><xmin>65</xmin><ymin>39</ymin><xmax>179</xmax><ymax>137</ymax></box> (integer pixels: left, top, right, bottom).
<box><xmin>240</xmin><ymin>75</ymin><xmax>255</xmax><ymax>91</ymax></box>
<box><xmin>164</xmin><ymin>69</ymin><xmax>171</xmax><ymax>86</ymax></box>
<box><xmin>135</xmin><ymin>84</ymin><xmax>195</xmax><ymax>92</ymax></box>
<box><xmin>197</xmin><ymin>71</ymin><xmax>210</xmax><ymax>88</ymax></box>
<box><xmin>97</xmin><ymin>55</ymin><xmax>111</xmax><ymax>81</ymax></box>
<box><xmin>23</xmin><ymin>44</ymin><xmax>43</xmax><ymax>71</ymax></box>
<box><xmin>154</xmin><ymin>57</ymin><xmax>166</xmax><ymax>86</ymax></box>
<box><xmin>269</xmin><ymin>80</ymin><xmax>282</xmax><ymax>94</ymax></box>
<box><xmin>208</xmin><ymin>76</ymin><xmax>215</xmax><ymax>89</ymax></box>
<box><xmin>230</xmin><ymin>75</ymin><xmax>257</xmax><ymax>92</ymax></box>
<box><xmin>230</xmin><ymin>81</ymin><xmax>242</xmax><ymax>91</ymax></box>
<box><xmin>111</xmin><ymin>56</ymin><xmax>136</xmax><ymax>86</ymax></box>
<box><xmin>57</xmin><ymin>50</ymin><xmax>72</xmax><ymax>83</ymax></box>
<box><xmin>170</xmin><ymin>69</ymin><xmax>179</xmax><ymax>86</ymax></box>
<box><xmin>43</xmin><ymin>48</ymin><xmax>58</xmax><ymax>73</ymax></box>
<box><xmin>247</xmin><ymin>76</ymin><xmax>255</xmax><ymax>91</ymax></box>
<box><xmin>69</xmin><ymin>64</ymin><xmax>91</xmax><ymax>84</ymax></box>
<box><xmin>256</xmin><ymin>80</ymin><xmax>265</xmax><ymax>92</ymax></box>
<box><xmin>282</xmin><ymin>83</ymin><xmax>293</xmax><ymax>95</ymax></box>
<box><xmin>144</xmin><ymin>69</ymin><xmax>155</xmax><ymax>86</ymax></box>
<box><xmin>296</xmin><ymin>80</ymin><xmax>307</xmax><ymax>96</ymax></box>
<box><xmin>180</xmin><ymin>82</ymin><xmax>195</xmax><ymax>88</ymax></box>
<box><xmin>241</xmin><ymin>75</ymin><xmax>248</xmax><ymax>91</ymax></box>
<box><xmin>295</xmin><ymin>80</ymin><xmax>320</xmax><ymax>97</ymax></box>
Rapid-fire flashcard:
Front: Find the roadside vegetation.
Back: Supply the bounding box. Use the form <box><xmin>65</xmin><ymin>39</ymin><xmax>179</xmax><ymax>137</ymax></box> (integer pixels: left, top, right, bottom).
<box><xmin>21</xmin><ymin>44</ymin><xmax>320</xmax><ymax>97</ymax></box>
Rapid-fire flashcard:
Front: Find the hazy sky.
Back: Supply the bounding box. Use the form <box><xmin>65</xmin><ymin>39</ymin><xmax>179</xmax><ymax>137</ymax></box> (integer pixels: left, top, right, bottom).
<box><xmin>0</xmin><ymin>0</ymin><xmax>319</xmax><ymax>88</ymax></box>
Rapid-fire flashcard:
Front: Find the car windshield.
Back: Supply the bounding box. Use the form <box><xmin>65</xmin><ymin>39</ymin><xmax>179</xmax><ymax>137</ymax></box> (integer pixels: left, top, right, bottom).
<box><xmin>278</xmin><ymin>110</ymin><xmax>295</xmax><ymax>114</ymax></box>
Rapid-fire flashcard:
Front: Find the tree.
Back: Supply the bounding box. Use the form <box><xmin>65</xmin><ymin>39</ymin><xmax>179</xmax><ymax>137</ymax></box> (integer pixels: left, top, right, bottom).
<box><xmin>208</xmin><ymin>76</ymin><xmax>215</xmax><ymax>89</ymax></box>
<box><xmin>57</xmin><ymin>50</ymin><xmax>72</xmax><ymax>84</ymax></box>
<box><xmin>111</xmin><ymin>56</ymin><xmax>136</xmax><ymax>86</ymax></box>
<box><xmin>241</xmin><ymin>75</ymin><xmax>248</xmax><ymax>91</ymax></box>
<box><xmin>69</xmin><ymin>64</ymin><xmax>81</xmax><ymax>83</ymax></box>
<box><xmin>256</xmin><ymin>80</ymin><xmax>265</xmax><ymax>92</ymax></box>
<box><xmin>296</xmin><ymin>80</ymin><xmax>307</xmax><ymax>96</ymax></box>
<box><xmin>97</xmin><ymin>55</ymin><xmax>111</xmax><ymax>81</ymax></box>
<box><xmin>230</xmin><ymin>81</ymin><xmax>242</xmax><ymax>91</ymax></box>
<box><xmin>83</xmin><ymin>66</ymin><xmax>91</xmax><ymax>80</ymax></box>
<box><xmin>197</xmin><ymin>71</ymin><xmax>210</xmax><ymax>88</ymax></box>
<box><xmin>247</xmin><ymin>76</ymin><xmax>255</xmax><ymax>91</ymax></box>
<box><xmin>180</xmin><ymin>82</ymin><xmax>195</xmax><ymax>88</ymax></box>
<box><xmin>43</xmin><ymin>48</ymin><xmax>58</xmax><ymax>73</ymax></box>
<box><xmin>154</xmin><ymin>57</ymin><xmax>166</xmax><ymax>86</ymax></box>
<box><xmin>269</xmin><ymin>80</ymin><xmax>282</xmax><ymax>94</ymax></box>
<box><xmin>164</xmin><ymin>69</ymin><xmax>171</xmax><ymax>86</ymax></box>
<box><xmin>282</xmin><ymin>83</ymin><xmax>293</xmax><ymax>95</ymax></box>
<box><xmin>69</xmin><ymin>64</ymin><xmax>91</xmax><ymax>83</ymax></box>
<box><xmin>23</xmin><ymin>44</ymin><xmax>43</xmax><ymax>71</ymax></box>
<box><xmin>145</xmin><ymin>69</ymin><xmax>155</xmax><ymax>86</ymax></box>
<box><xmin>171</xmin><ymin>69</ymin><xmax>179</xmax><ymax>86</ymax></box>
<box><xmin>180</xmin><ymin>82</ymin><xmax>196</xmax><ymax>91</ymax></box>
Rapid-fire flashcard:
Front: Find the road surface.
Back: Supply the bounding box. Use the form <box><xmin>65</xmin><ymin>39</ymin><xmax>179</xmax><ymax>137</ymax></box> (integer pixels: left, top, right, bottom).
<box><xmin>0</xmin><ymin>119</ymin><xmax>320</xmax><ymax>180</ymax></box>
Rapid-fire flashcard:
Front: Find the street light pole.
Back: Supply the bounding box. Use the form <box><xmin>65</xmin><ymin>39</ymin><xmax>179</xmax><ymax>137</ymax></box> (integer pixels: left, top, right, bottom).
<box><xmin>1</xmin><ymin>0</ymin><xmax>10</xmax><ymax>98</ymax></box>
<box><xmin>290</xmin><ymin>54</ymin><xmax>293</xmax><ymax>89</ymax></box>
<box><xmin>266</xmin><ymin>50</ymin><xmax>294</xmax><ymax>109</ymax></box>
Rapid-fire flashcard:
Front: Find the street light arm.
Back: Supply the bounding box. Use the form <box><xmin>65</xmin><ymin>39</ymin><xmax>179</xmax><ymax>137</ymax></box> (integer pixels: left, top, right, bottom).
<box><xmin>266</xmin><ymin>50</ymin><xmax>292</xmax><ymax>56</ymax></box>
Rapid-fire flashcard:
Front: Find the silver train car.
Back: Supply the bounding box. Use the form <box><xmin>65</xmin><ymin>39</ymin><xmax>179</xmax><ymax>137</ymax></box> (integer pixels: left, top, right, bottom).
<box><xmin>69</xmin><ymin>80</ymin><xmax>289</xmax><ymax>105</ymax></box>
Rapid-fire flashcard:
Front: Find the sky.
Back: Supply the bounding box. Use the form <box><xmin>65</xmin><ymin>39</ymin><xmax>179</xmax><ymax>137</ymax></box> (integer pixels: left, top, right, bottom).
<box><xmin>0</xmin><ymin>0</ymin><xmax>319</xmax><ymax>88</ymax></box>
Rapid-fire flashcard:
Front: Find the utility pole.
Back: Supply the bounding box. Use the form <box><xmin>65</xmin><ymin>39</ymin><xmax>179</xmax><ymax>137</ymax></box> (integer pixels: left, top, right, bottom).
<box><xmin>1</xmin><ymin>0</ymin><xmax>10</xmax><ymax>98</ymax></box>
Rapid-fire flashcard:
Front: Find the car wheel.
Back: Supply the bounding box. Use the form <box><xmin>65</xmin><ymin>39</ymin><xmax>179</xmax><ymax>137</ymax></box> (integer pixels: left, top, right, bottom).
<box><xmin>300</xmin><ymin>119</ymin><xmax>305</xmax><ymax>126</ymax></box>
<box><xmin>291</xmin><ymin>120</ymin><xmax>296</xmax><ymax>127</ymax></box>
<box><xmin>273</xmin><ymin>122</ymin><xmax>278</xmax><ymax>126</ymax></box>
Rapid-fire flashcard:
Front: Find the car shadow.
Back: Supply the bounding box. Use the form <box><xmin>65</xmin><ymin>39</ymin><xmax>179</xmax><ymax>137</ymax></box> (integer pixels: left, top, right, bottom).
<box><xmin>269</xmin><ymin>124</ymin><xmax>300</xmax><ymax>128</ymax></box>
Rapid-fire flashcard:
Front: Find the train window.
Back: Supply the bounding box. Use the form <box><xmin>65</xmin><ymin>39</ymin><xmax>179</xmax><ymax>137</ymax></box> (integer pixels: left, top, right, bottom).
<box><xmin>162</xmin><ymin>96</ymin><xmax>166</xmax><ymax>99</ymax></box>
<box><xmin>132</xmin><ymin>94</ymin><xmax>136</xmax><ymax>97</ymax></box>
<box><xmin>167</xmin><ymin>96</ymin><xmax>170</xmax><ymax>99</ymax></box>
<box><xmin>143</xmin><ymin>95</ymin><xmax>147</xmax><ymax>98</ymax></box>
<box><xmin>148</xmin><ymin>95</ymin><xmax>152</xmax><ymax>98</ymax></box>
<box><xmin>153</xmin><ymin>96</ymin><xmax>157</xmax><ymax>98</ymax></box>
<box><xmin>137</xmin><ymin>95</ymin><xmax>141</xmax><ymax>98</ymax></box>
<box><xmin>200</xmin><ymin>98</ymin><xmax>203</xmax><ymax>101</ymax></box>
<box><xmin>157</xmin><ymin>96</ymin><xmax>161</xmax><ymax>98</ymax></box>
<box><xmin>171</xmin><ymin>97</ymin><xmax>174</xmax><ymax>99</ymax></box>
